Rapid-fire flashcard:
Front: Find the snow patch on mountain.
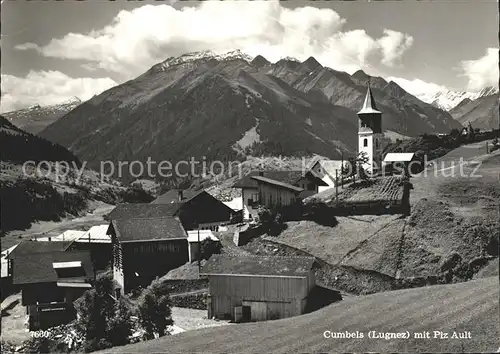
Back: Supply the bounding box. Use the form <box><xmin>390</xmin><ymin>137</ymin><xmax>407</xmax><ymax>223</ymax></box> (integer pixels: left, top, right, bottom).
<box><xmin>158</xmin><ymin>49</ymin><xmax>253</xmax><ymax>71</ymax></box>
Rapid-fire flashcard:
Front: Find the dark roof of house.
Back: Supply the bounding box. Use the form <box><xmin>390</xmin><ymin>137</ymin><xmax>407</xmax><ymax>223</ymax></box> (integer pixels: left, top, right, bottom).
<box><xmin>111</xmin><ymin>217</ymin><xmax>187</xmax><ymax>243</ymax></box>
<box><xmin>108</xmin><ymin>203</ymin><xmax>180</xmax><ymax>220</ymax></box>
<box><xmin>200</xmin><ymin>254</ymin><xmax>315</xmax><ymax>277</ymax></box>
<box><xmin>12</xmin><ymin>250</ymin><xmax>94</xmax><ymax>285</ymax></box>
<box><xmin>151</xmin><ymin>189</ymin><xmax>203</xmax><ymax>204</ymax></box>
<box><xmin>6</xmin><ymin>240</ymin><xmax>73</xmax><ymax>260</ymax></box>
<box><xmin>251</xmin><ymin>176</ymin><xmax>305</xmax><ymax>193</ymax></box>
<box><xmin>233</xmin><ymin>170</ymin><xmax>308</xmax><ymax>189</ymax></box>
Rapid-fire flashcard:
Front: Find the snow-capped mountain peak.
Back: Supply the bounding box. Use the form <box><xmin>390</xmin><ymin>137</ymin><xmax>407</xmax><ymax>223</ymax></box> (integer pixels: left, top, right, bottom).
<box><xmin>157</xmin><ymin>49</ymin><xmax>254</xmax><ymax>71</ymax></box>
<box><xmin>412</xmin><ymin>86</ymin><xmax>499</xmax><ymax>111</ymax></box>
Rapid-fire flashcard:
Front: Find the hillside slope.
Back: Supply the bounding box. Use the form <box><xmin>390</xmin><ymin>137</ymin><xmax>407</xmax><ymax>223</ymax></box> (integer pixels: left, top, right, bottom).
<box><xmin>103</xmin><ymin>276</ymin><xmax>499</xmax><ymax>353</ymax></box>
<box><xmin>449</xmin><ymin>93</ymin><xmax>500</xmax><ymax>130</ymax></box>
<box><xmin>39</xmin><ymin>50</ymin><xmax>461</xmax><ymax>179</ymax></box>
<box><xmin>0</xmin><ymin>115</ymin><xmax>153</xmax><ymax>239</ymax></box>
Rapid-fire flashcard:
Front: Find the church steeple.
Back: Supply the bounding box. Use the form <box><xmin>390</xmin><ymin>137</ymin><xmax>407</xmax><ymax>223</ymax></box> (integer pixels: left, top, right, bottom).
<box><xmin>357</xmin><ymin>82</ymin><xmax>381</xmax><ymax>115</ymax></box>
<box><xmin>357</xmin><ymin>81</ymin><xmax>384</xmax><ymax>175</ymax></box>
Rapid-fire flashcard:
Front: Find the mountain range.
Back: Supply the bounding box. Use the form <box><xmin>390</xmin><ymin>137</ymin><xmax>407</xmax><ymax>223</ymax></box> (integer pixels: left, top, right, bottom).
<box><xmin>36</xmin><ymin>50</ymin><xmax>462</xmax><ymax>179</ymax></box>
<box><xmin>2</xmin><ymin>97</ymin><xmax>82</xmax><ymax>134</ymax></box>
<box><xmin>449</xmin><ymin>93</ymin><xmax>500</xmax><ymax>131</ymax></box>
<box><xmin>414</xmin><ymin>86</ymin><xmax>499</xmax><ymax>111</ymax></box>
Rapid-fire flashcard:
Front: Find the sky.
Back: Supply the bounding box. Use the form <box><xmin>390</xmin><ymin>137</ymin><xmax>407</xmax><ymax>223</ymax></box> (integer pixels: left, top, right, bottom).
<box><xmin>1</xmin><ymin>0</ymin><xmax>498</xmax><ymax>112</ymax></box>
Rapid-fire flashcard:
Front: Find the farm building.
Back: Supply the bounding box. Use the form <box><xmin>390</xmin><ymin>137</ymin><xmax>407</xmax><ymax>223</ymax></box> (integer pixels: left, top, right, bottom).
<box><xmin>329</xmin><ymin>176</ymin><xmax>411</xmax><ymax>216</ymax></box>
<box><xmin>201</xmin><ymin>254</ymin><xmax>316</xmax><ymax>322</ymax></box>
<box><xmin>107</xmin><ymin>203</ymin><xmax>181</xmax><ymax>220</ymax></box>
<box><xmin>233</xmin><ymin>170</ymin><xmax>327</xmax><ymax>218</ymax></box>
<box><xmin>12</xmin><ymin>250</ymin><xmax>94</xmax><ymax>330</ymax></box>
<box><xmin>186</xmin><ymin>230</ymin><xmax>220</xmax><ymax>263</ymax></box>
<box><xmin>149</xmin><ymin>189</ymin><xmax>236</xmax><ymax>230</ymax></box>
<box><xmin>309</xmin><ymin>159</ymin><xmax>349</xmax><ymax>192</ymax></box>
<box><xmin>383</xmin><ymin>153</ymin><xmax>419</xmax><ymax>175</ymax></box>
<box><xmin>108</xmin><ymin>216</ymin><xmax>189</xmax><ymax>294</ymax></box>
<box><xmin>66</xmin><ymin>224</ymin><xmax>112</xmax><ymax>271</ymax></box>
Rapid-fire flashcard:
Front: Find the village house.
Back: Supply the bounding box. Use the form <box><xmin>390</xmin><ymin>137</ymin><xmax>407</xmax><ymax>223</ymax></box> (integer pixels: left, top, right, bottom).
<box><xmin>151</xmin><ymin>189</ymin><xmax>236</xmax><ymax>231</ymax></box>
<box><xmin>200</xmin><ymin>254</ymin><xmax>316</xmax><ymax>322</ymax></box>
<box><xmin>309</xmin><ymin>159</ymin><xmax>349</xmax><ymax>192</ymax></box>
<box><xmin>233</xmin><ymin>170</ymin><xmax>328</xmax><ymax>219</ymax></box>
<box><xmin>108</xmin><ymin>216</ymin><xmax>188</xmax><ymax>294</ymax></box>
<box><xmin>11</xmin><ymin>249</ymin><xmax>94</xmax><ymax>330</ymax></box>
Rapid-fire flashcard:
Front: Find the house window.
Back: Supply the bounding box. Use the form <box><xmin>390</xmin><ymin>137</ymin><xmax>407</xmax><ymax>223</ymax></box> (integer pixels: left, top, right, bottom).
<box><xmin>363</xmin><ymin>138</ymin><xmax>368</xmax><ymax>147</ymax></box>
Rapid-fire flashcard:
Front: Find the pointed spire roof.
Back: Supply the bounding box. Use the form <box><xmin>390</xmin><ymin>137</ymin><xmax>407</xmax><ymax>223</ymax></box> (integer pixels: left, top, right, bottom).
<box><xmin>357</xmin><ymin>82</ymin><xmax>381</xmax><ymax>115</ymax></box>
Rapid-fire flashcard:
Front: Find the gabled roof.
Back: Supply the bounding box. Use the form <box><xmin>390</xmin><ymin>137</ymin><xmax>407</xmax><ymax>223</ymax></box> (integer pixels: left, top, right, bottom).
<box><xmin>311</xmin><ymin>160</ymin><xmax>346</xmax><ymax>181</ymax></box>
<box><xmin>200</xmin><ymin>254</ymin><xmax>315</xmax><ymax>278</ymax></box>
<box><xmin>108</xmin><ymin>203</ymin><xmax>180</xmax><ymax>220</ymax></box>
<box><xmin>151</xmin><ymin>189</ymin><xmax>203</xmax><ymax>204</ymax></box>
<box><xmin>383</xmin><ymin>153</ymin><xmax>415</xmax><ymax>162</ymax></box>
<box><xmin>358</xmin><ymin>84</ymin><xmax>381</xmax><ymax>115</ymax></box>
<box><xmin>251</xmin><ymin>175</ymin><xmax>305</xmax><ymax>193</ymax></box>
<box><xmin>233</xmin><ymin>170</ymin><xmax>311</xmax><ymax>189</ymax></box>
<box><xmin>6</xmin><ymin>240</ymin><xmax>72</xmax><ymax>260</ymax></box>
<box><xmin>36</xmin><ymin>230</ymin><xmax>86</xmax><ymax>242</ymax></box>
<box><xmin>74</xmin><ymin>225</ymin><xmax>111</xmax><ymax>243</ymax></box>
<box><xmin>13</xmin><ymin>250</ymin><xmax>94</xmax><ymax>285</ymax></box>
<box><xmin>110</xmin><ymin>217</ymin><xmax>187</xmax><ymax>243</ymax></box>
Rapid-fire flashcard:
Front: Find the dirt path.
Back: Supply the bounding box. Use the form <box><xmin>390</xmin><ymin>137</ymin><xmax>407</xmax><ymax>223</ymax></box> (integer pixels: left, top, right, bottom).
<box><xmin>170</xmin><ymin>307</ymin><xmax>232</xmax><ymax>331</ymax></box>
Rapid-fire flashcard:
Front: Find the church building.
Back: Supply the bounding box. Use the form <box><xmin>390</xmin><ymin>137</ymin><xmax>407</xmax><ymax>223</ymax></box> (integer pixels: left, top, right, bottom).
<box><xmin>357</xmin><ymin>84</ymin><xmax>384</xmax><ymax>174</ymax></box>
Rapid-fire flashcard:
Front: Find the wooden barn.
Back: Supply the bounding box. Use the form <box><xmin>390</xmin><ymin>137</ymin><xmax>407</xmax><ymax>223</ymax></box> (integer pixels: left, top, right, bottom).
<box><xmin>151</xmin><ymin>189</ymin><xmax>236</xmax><ymax>231</ymax></box>
<box><xmin>108</xmin><ymin>216</ymin><xmax>189</xmax><ymax>294</ymax></box>
<box><xmin>233</xmin><ymin>170</ymin><xmax>327</xmax><ymax>218</ymax></box>
<box><xmin>11</xmin><ymin>250</ymin><xmax>94</xmax><ymax>330</ymax></box>
<box><xmin>201</xmin><ymin>255</ymin><xmax>316</xmax><ymax>322</ymax></box>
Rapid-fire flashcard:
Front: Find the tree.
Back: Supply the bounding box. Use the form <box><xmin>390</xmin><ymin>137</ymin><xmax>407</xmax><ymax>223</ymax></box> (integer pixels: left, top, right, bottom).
<box><xmin>137</xmin><ymin>280</ymin><xmax>174</xmax><ymax>339</ymax></box>
<box><xmin>200</xmin><ymin>238</ymin><xmax>222</xmax><ymax>260</ymax></box>
<box><xmin>75</xmin><ymin>272</ymin><xmax>132</xmax><ymax>351</ymax></box>
<box><xmin>355</xmin><ymin>151</ymin><xmax>370</xmax><ymax>180</ymax></box>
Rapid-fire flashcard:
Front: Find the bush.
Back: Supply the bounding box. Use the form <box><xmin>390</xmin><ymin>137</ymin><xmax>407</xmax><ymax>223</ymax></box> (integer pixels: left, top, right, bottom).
<box><xmin>137</xmin><ymin>279</ymin><xmax>174</xmax><ymax>339</ymax></box>
<box><xmin>303</xmin><ymin>202</ymin><xmax>338</xmax><ymax>227</ymax></box>
<box><xmin>200</xmin><ymin>238</ymin><xmax>222</xmax><ymax>260</ymax></box>
<box><xmin>256</xmin><ymin>207</ymin><xmax>287</xmax><ymax>236</ymax></box>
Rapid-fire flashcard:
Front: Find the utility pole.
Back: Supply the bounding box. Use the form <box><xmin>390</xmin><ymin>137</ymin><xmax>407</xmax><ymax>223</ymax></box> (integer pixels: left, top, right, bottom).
<box><xmin>197</xmin><ymin>222</ymin><xmax>201</xmax><ymax>275</ymax></box>
<box><xmin>341</xmin><ymin>152</ymin><xmax>344</xmax><ymax>188</ymax></box>
<box><xmin>335</xmin><ymin>169</ymin><xmax>339</xmax><ymax>205</ymax></box>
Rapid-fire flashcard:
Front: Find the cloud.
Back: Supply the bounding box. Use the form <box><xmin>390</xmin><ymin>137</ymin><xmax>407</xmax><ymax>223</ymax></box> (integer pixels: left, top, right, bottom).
<box><xmin>1</xmin><ymin>70</ymin><xmax>117</xmax><ymax>112</ymax></box>
<box><xmin>460</xmin><ymin>48</ymin><xmax>499</xmax><ymax>91</ymax></box>
<box><xmin>376</xmin><ymin>29</ymin><xmax>414</xmax><ymax>67</ymax></box>
<box><xmin>386</xmin><ymin>76</ymin><xmax>448</xmax><ymax>97</ymax></box>
<box><xmin>15</xmin><ymin>1</ymin><xmax>414</xmax><ymax>77</ymax></box>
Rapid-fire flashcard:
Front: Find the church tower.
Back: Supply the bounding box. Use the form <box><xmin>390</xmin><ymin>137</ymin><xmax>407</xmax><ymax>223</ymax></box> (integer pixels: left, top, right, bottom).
<box><xmin>357</xmin><ymin>83</ymin><xmax>383</xmax><ymax>174</ymax></box>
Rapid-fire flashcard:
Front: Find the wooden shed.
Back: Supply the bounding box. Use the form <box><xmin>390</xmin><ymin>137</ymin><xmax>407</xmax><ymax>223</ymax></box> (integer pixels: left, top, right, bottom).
<box><xmin>200</xmin><ymin>255</ymin><xmax>316</xmax><ymax>322</ymax></box>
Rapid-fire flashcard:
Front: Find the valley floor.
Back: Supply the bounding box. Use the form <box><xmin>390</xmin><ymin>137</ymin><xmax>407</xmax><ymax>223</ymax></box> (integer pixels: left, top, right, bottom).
<box><xmin>1</xmin><ymin>201</ymin><xmax>114</xmax><ymax>251</ymax></box>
